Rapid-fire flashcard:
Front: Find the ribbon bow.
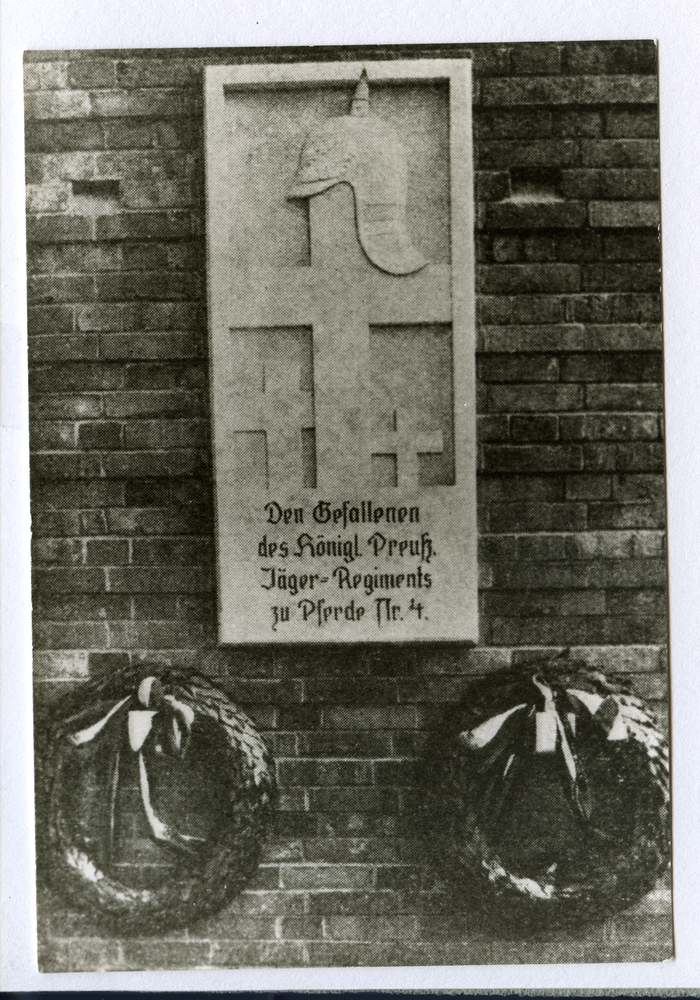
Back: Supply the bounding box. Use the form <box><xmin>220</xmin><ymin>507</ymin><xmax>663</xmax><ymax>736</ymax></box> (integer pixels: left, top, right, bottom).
<box><xmin>66</xmin><ymin>676</ymin><xmax>205</xmax><ymax>860</ymax></box>
<box><xmin>458</xmin><ymin>673</ymin><xmax>630</xmax><ymax>826</ymax></box>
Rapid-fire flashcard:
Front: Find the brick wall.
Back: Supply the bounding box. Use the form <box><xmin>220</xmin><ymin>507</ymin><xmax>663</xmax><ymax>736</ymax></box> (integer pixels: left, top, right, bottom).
<box><xmin>26</xmin><ymin>41</ymin><xmax>670</xmax><ymax>971</ymax></box>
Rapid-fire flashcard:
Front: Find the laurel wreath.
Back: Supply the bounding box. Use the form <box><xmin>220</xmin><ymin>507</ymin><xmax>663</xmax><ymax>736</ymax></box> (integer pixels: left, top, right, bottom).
<box><xmin>425</xmin><ymin>659</ymin><xmax>670</xmax><ymax>928</ymax></box>
<box><xmin>36</xmin><ymin>666</ymin><xmax>276</xmax><ymax>933</ymax></box>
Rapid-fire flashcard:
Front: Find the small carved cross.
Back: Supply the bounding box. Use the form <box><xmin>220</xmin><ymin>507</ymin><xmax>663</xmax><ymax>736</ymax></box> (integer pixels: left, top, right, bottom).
<box><xmin>371</xmin><ymin>407</ymin><xmax>444</xmax><ymax>489</ymax></box>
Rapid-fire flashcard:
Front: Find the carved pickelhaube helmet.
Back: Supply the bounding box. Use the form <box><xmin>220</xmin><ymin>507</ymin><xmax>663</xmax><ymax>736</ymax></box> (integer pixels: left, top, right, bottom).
<box><xmin>288</xmin><ymin>70</ymin><xmax>427</xmax><ymax>276</ymax></box>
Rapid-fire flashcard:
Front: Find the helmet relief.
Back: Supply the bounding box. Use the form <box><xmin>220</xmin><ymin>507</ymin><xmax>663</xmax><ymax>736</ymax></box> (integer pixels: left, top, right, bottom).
<box><xmin>288</xmin><ymin>70</ymin><xmax>427</xmax><ymax>276</ymax></box>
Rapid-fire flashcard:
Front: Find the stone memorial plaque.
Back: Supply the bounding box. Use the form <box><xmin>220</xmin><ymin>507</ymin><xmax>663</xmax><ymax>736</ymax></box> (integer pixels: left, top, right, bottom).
<box><xmin>205</xmin><ymin>59</ymin><xmax>476</xmax><ymax>642</ymax></box>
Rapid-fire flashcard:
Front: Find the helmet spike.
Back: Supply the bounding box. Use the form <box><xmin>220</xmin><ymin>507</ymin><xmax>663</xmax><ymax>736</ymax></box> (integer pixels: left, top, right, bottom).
<box><xmin>351</xmin><ymin>69</ymin><xmax>370</xmax><ymax>117</ymax></box>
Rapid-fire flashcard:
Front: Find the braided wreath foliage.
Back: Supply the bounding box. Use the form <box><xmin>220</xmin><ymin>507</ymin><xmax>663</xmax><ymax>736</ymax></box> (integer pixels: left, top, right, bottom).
<box><xmin>36</xmin><ymin>665</ymin><xmax>276</xmax><ymax>933</ymax></box>
<box><xmin>426</xmin><ymin>659</ymin><xmax>670</xmax><ymax>929</ymax></box>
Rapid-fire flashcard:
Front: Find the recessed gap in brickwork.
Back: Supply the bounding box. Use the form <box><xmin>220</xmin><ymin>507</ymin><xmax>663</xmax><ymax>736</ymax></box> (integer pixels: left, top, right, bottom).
<box><xmin>507</xmin><ymin>167</ymin><xmax>563</xmax><ymax>203</ymax></box>
<box><xmin>70</xmin><ymin>179</ymin><xmax>121</xmax><ymax>216</ymax></box>
<box><xmin>72</xmin><ymin>179</ymin><xmax>121</xmax><ymax>199</ymax></box>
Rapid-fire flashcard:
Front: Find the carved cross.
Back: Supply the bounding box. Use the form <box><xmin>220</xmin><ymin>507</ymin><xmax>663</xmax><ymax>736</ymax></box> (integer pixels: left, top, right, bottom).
<box><xmin>226</xmin><ymin>185</ymin><xmax>451</xmax><ymax>492</ymax></box>
<box><xmin>223</xmin><ymin>329</ymin><xmax>314</xmax><ymax>489</ymax></box>
<box><xmin>371</xmin><ymin>407</ymin><xmax>444</xmax><ymax>489</ymax></box>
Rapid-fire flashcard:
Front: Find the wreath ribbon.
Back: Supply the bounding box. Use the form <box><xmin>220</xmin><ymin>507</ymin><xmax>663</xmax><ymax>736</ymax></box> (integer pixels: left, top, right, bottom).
<box><xmin>458</xmin><ymin>673</ymin><xmax>630</xmax><ymax>826</ymax></box>
<box><xmin>65</xmin><ymin>676</ymin><xmax>205</xmax><ymax>858</ymax></box>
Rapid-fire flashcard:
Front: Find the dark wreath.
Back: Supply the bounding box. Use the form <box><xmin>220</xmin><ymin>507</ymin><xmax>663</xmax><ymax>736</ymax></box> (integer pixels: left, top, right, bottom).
<box><xmin>36</xmin><ymin>666</ymin><xmax>276</xmax><ymax>933</ymax></box>
<box><xmin>423</xmin><ymin>659</ymin><xmax>670</xmax><ymax>929</ymax></box>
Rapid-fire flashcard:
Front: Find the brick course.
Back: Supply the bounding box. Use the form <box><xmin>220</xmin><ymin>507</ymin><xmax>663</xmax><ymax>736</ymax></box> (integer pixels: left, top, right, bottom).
<box><xmin>26</xmin><ymin>42</ymin><xmax>669</xmax><ymax>971</ymax></box>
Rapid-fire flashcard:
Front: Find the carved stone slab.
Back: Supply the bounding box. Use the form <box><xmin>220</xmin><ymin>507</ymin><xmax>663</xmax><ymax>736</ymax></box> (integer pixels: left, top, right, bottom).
<box><xmin>205</xmin><ymin>59</ymin><xmax>476</xmax><ymax>643</ymax></box>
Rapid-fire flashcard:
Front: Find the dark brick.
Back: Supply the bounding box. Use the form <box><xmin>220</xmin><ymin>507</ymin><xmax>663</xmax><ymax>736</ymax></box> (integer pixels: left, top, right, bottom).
<box><xmin>487</xmin><ymin>384</ymin><xmax>583</xmax><ymax>413</ymax></box>
<box><xmin>107</xmin><ymin>506</ymin><xmax>210</xmax><ymax>535</ymax></box>
<box><xmin>25</xmin><ymin>120</ymin><xmax>105</xmax><ymax>152</ymax></box>
<box><xmin>280</xmin><ymin>865</ymin><xmax>373</xmax><ymax>891</ymax></box>
<box><xmin>100</xmin><ymin>119</ymin><xmax>161</xmax><ymax>149</ymax></box>
<box><xmin>583</xmin><ymin>441</ymin><xmax>664</xmax><ymax>473</ymax></box>
<box><xmin>29</xmin><ymin>420</ymin><xmax>76</xmax><ymax>450</ymax></box>
<box><xmin>477</xmin><ymin>139</ymin><xmax>578</xmax><ymax>168</ymax></box>
<box><xmin>107</xmin><ymin>566</ymin><xmax>213</xmax><ymax>592</ymax></box>
<box><xmin>582</xmin><ymin>140</ymin><xmax>659</xmax><ymax>168</ymax></box>
<box><xmin>30</xmin><ymin>362</ymin><xmax>122</xmax><ymax>393</ymax></box>
<box><xmin>553</xmin><ymin>231</ymin><xmax>604</xmax><ymax>262</ymax></box>
<box><xmin>32</xmin><ymin>537</ymin><xmax>83</xmax><ymax>566</ymax></box>
<box><xmin>588</xmin><ymin>502</ymin><xmax>665</xmax><ymax>529</ymax></box>
<box><xmin>510</xmin><ymin>44</ymin><xmax>561</xmax><ymax>75</ymax></box>
<box><xmin>95</xmin><ymin>212</ymin><xmax>191</xmax><ymax>241</ymax></box>
<box><xmin>115</xmin><ymin>58</ymin><xmax>201</xmax><ymax>89</ymax></box>
<box><xmin>101</xmin><ymin>332</ymin><xmax>201</xmax><ymax>360</ymax></box>
<box><xmin>77</xmin><ymin>421</ymin><xmax>123</xmax><ymax>450</ymax></box>
<box><xmin>131</xmin><ymin>594</ymin><xmax>178</xmax><ymax>619</ymax></box>
<box><xmin>600</xmin><ymin>170</ymin><xmax>660</xmax><ymax>200</ymax></box>
<box><xmin>478</xmin><ymin>263</ymin><xmax>580</xmax><ymax>295</ymax></box>
<box><xmin>491</xmin><ymin>558</ymin><xmax>667</xmax><ymax>590</ymax></box>
<box><xmin>103</xmin><ymin>389</ymin><xmax>205</xmax><ymax>418</ymax></box>
<box><xmin>487</xmin><ymin>615</ymin><xmax>665</xmax><ymax>646</ymax></box>
<box><xmin>561</xmin><ymin>414</ymin><xmax>659</xmax><ymax>442</ymax></box>
<box><xmin>476</xmin><ymin>296</ymin><xmax>512</xmax><ymax>325</ymax></box>
<box><xmin>31</xmin><ymin>479</ymin><xmax>124</xmax><ymax>509</ymax></box>
<box><xmin>116</xmin><ymin>941</ymin><xmax>212</xmax><ymax>972</ymax></box>
<box><xmin>29</xmin><ymin>334</ymin><xmax>99</xmax><ymax>363</ymax></box>
<box><xmin>85</xmin><ymin>539</ymin><xmax>130</xmax><ymax>565</ymax></box>
<box><xmin>100</xmin><ymin>448</ymin><xmax>207</xmax><ymax>478</ymax></box>
<box><xmin>466</xmin><ymin>45</ymin><xmax>512</xmax><ymax>77</ymax></box>
<box><xmin>299</xmin><ymin>732</ymin><xmax>392</xmax><ymax>758</ymax></box>
<box><xmin>604</xmin><ymin>231</ymin><xmax>660</xmax><ymax>262</ymax></box>
<box><xmin>474</xmin><ymin>171</ymin><xmax>511</xmax><ymax>201</ymax></box>
<box><xmin>578</xmin><ymin>77</ymin><xmax>658</xmax><ymax>104</ymax></box>
<box><xmin>583</xmin><ymin>324</ymin><xmax>662</xmax><ymax>352</ymax></box>
<box><xmin>480</xmin><ymin>323</ymin><xmax>585</xmax><ymax>353</ymax></box>
<box><xmin>308</xmin><ymin>787</ymin><xmax>399</xmax><ymax>813</ymax></box>
<box><xmin>27</xmin><ymin>275</ymin><xmax>95</xmax><ymax>306</ymax></box>
<box><xmin>107</xmin><ymin>619</ymin><xmax>215</xmax><ymax>648</ymax></box>
<box><xmin>483</xmin><ymin>589</ymin><xmax>605</xmax><ymax>617</ymax></box>
<box><xmin>476</xmin><ymin>415</ymin><xmax>509</xmax><ymax>442</ymax></box>
<box><xmin>123</xmin><ymin>360</ymin><xmax>205</xmax><ymax>391</ymax></box>
<box><xmin>510</xmin><ymin>414</ymin><xmax>558</xmax><ymax>441</ymax></box>
<box><xmin>511</xmin><ymin>295</ymin><xmax>567</xmax><ymax>324</ymax></box>
<box><xmin>32</xmin><ymin>566</ymin><xmax>106</xmax><ymax>593</ymax></box>
<box><xmin>34</xmin><ymin>593</ymin><xmax>131</xmax><ymax>620</ymax></box>
<box><xmin>103</xmin><ymin>118</ymin><xmax>200</xmax><ymax>150</ymax></box>
<box><xmin>67</xmin><ymin>60</ymin><xmax>117</xmax><ymax>88</ymax></box>
<box><xmin>552</xmin><ymin>109</ymin><xmax>604</xmax><ymax>137</ymax></box>
<box><xmin>586</xmin><ymin>383</ymin><xmax>663</xmax><ymax>411</ymax></box>
<box><xmin>487</xmin><ymin>502</ymin><xmax>587</xmax><ymax>533</ymax></box>
<box><xmin>30</xmin><ymin>394</ymin><xmax>103</xmax><ymax>421</ymax></box>
<box><xmin>131</xmin><ymin>536</ymin><xmax>213</xmax><ymax>566</ymax></box>
<box><xmin>565</xmin><ymin>474</ymin><xmax>612</xmax><ymax>500</ymax></box>
<box><xmin>478</xmin><ymin>354</ymin><xmax>558</xmax><ymax>383</ymax></box>
<box><xmin>582</xmin><ymin>262</ymin><xmax>660</xmax><ymax>293</ymax></box>
<box><xmin>26</xmin><ymin>216</ymin><xmax>92</xmax><ymax>243</ymax></box>
<box><xmin>559</xmin><ymin>169</ymin><xmax>603</xmax><ymax>199</ymax></box>
<box><xmin>482</xmin><ymin>77</ymin><xmax>579</xmax><ymax>106</ymax></box>
<box><xmin>612</xmin><ymin>472</ymin><xmax>665</xmax><ymax>502</ymax></box>
<box><xmin>568</xmin><ymin>293</ymin><xmax>661</xmax><ymax>324</ymax></box>
<box><xmin>606</xmin><ymin>107</ymin><xmax>659</xmax><ymax>139</ymax></box>
<box><xmin>31</xmin><ymin>510</ymin><xmax>84</xmax><ymax>536</ymax></box>
<box><xmin>606</xmin><ymin>590</ymin><xmax>667</xmax><ymax>616</ymax></box>
<box><xmin>478</xmin><ymin>474</ymin><xmax>564</xmax><ymax>502</ymax></box>
<box><xmin>482</xmin><ymin>201</ymin><xmax>586</xmax><ymax>231</ymax></box>
<box><xmin>482</xmin><ymin>444</ymin><xmax>583</xmax><ymax>474</ymax></box>
<box><xmin>121</xmin><ymin>301</ymin><xmax>201</xmax><ymax>331</ymax></box>
<box><xmin>563</xmin><ymin>41</ymin><xmax>657</xmax><ymax>76</ymax></box>
<box><xmin>474</xmin><ymin>109</ymin><xmax>552</xmax><ymax>140</ymax></box>
<box><xmin>30</xmin><ymin>452</ymin><xmax>103</xmax><ymax>479</ymax></box>
<box><xmin>27</xmin><ymin>305</ymin><xmax>74</xmax><ymax>335</ymax></box>
<box><xmin>88</xmin><ymin>88</ymin><xmax>195</xmax><ymax>119</ymax></box>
